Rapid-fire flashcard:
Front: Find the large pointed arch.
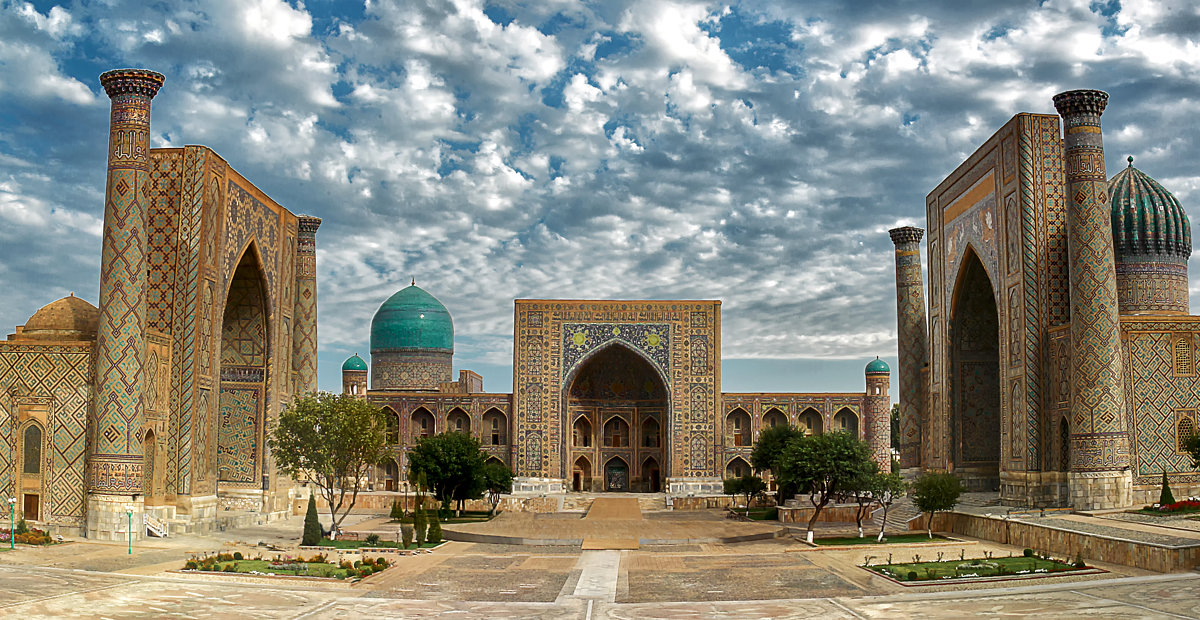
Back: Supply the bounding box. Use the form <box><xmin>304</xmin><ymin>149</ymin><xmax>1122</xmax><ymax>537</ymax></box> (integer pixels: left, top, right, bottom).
<box><xmin>949</xmin><ymin>246</ymin><xmax>1001</xmax><ymax>490</ymax></box>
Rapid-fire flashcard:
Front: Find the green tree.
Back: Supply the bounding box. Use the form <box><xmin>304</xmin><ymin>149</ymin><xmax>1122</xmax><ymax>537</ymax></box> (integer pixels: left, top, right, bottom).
<box><xmin>775</xmin><ymin>431</ymin><xmax>876</xmax><ymax>543</ymax></box>
<box><xmin>268</xmin><ymin>392</ymin><xmax>390</xmax><ymax>535</ymax></box>
<box><xmin>751</xmin><ymin>424</ymin><xmax>805</xmax><ymax>500</ymax></box>
<box><xmin>482</xmin><ymin>461</ymin><xmax>514</xmax><ymax>516</ymax></box>
<box><xmin>389</xmin><ymin>497</ymin><xmax>404</xmax><ymax>521</ymax></box>
<box><xmin>890</xmin><ymin>403</ymin><xmax>900</xmax><ymax>451</ymax></box>
<box><xmin>846</xmin><ymin>460</ymin><xmax>882</xmax><ymax>538</ymax></box>
<box><xmin>1184</xmin><ymin>430</ymin><xmax>1200</xmax><ymax>469</ymax></box>
<box><xmin>413</xmin><ymin>508</ymin><xmax>427</xmax><ymax>546</ymax></box>
<box><xmin>427</xmin><ymin>513</ymin><xmax>443</xmax><ymax>544</ymax></box>
<box><xmin>1159</xmin><ymin>470</ymin><xmax>1176</xmax><ymax>506</ymax></box>
<box><xmin>401</xmin><ymin>523</ymin><xmax>413</xmax><ymax>549</ymax></box>
<box><xmin>408</xmin><ymin>432</ymin><xmax>488</xmax><ymax>516</ymax></box>
<box><xmin>872</xmin><ymin>471</ymin><xmax>908</xmax><ymax>542</ymax></box>
<box><xmin>302</xmin><ymin>493</ymin><xmax>321</xmax><ymax>546</ymax></box>
<box><xmin>912</xmin><ymin>472</ymin><xmax>964</xmax><ymax>538</ymax></box>
<box><xmin>723</xmin><ymin>475</ymin><xmax>767</xmax><ymax>516</ymax></box>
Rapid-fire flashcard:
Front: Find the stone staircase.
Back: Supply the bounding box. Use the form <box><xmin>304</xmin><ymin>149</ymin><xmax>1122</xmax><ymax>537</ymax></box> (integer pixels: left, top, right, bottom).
<box><xmin>560</xmin><ymin>493</ymin><xmax>669</xmax><ymax>514</ymax></box>
<box><xmin>145</xmin><ymin>514</ymin><xmax>168</xmax><ymax>538</ymax></box>
<box><xmin>872</xmin><ymin>495</ymin><xmax>923</xmax><ymax>531</ymax></box>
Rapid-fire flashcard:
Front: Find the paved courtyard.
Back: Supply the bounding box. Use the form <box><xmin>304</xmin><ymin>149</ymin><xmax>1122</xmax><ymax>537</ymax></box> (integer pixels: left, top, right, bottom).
<box><xmin>0</xmin><ymin>511</ymin><xmax>1198</xmax><ymax>619</ymax></box>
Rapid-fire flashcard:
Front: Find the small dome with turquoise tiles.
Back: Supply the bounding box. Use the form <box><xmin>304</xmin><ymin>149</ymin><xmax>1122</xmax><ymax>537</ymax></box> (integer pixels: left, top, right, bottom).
<box><xmin>342</xmin><ymin>354</ymin><xmax>368</xmax><ymax>372</ymax></box>
<box><xmin>865</xmin><ymin>357</ymin><xmax>890</xmax><ymax>375</ymax></box>
<box><xmin>1109</xmin><ymin>157</ymin><xmax>1191</xmax><ymax>260</ymax></box>
<box><xmin>370</xmin><ymin>283</ymin><xmax>453</xmax><ymax>353</ymax></box>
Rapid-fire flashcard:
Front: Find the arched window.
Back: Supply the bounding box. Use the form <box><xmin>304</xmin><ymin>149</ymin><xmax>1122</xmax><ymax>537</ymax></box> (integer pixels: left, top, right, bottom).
<box><xmin>448</xmin><ymin>408</ymin><xmax>470</xmax><ymax>434</ymax></box>
<box><xmin>834</xmin><ymin>408</ymin><xmax>859</xmax><ymax>436</ymax></box>
<box><xmin>482</xmin><ymin>409</ymin><xmax>507</xmax><ymax>445</ymax></box>
<box><xmin>574</xmin><ymin>417</ymin><xmax>593</xmax><ymax>447</ymax></box>
<box><xmin>725</xmin><ymin>457</ymin><xmax>750</xmax><ymax>479</ymax></box>
<box><xmin>726</xmin><ymin>408</ymin><xmax>751</xmax><ymax>446</ymax></box>
<box><xmin>641</xmin><ymin>417</ymin><xmax>660</xmax><ymax>448</ymax></box>
<box><xmin>382</xmin><ymin>407</ymin><xmax>399</xmax><ymax>444</ymax></box>
<box><xmin>799</xmin><ymin>408</ymin><xmax>823</xmax><ymax>436</ymax></box>
<box><xmin>603</xmin><ymin>417</ymin><xmax>629</xmax><ymax>448</ymax></box>
<box><xmin>411</xmin><ymin>408</ymin><xmax>434</xmax><ymax>441</ymax></box>
<box><xmin>763</xmin><ymin>408</ymin><xmax>786</xmax><ymax>429</ymax></box>
<box><xmin>1179</xmin><ymin>416</ymin><xmax>1197</xmax><ymax>453</ymax></box>
<box><xmin>22</xmin><ymin>424</ymin><xmax>42</xmax><ymax>475</ymax></box>
<box><xmin>1175</xmin><ymin>337</ymin><xmax>1194</xmax><ymax>375</ymax></box>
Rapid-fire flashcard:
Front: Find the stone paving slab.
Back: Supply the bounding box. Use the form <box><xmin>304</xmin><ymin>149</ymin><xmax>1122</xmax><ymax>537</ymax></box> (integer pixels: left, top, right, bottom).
<box><xmin>586</xmin><ymin>498</ymin><xmax>642</xmax><ymax>520</ymax></box>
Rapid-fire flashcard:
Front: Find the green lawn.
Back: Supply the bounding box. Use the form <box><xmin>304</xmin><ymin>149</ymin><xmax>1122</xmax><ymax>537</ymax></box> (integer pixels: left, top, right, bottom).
<box><xmin>317</xmin><ymin>538</ymin><xmax>442</xmax><ymax>549</ymax></box>
<box><xmin>868</xmin><ymin>555</ymin><xmax>1086</xmax><ymax>582</ymax></box>
<box><xmin>192</xmin><ymin>559</ymin><xmax>352</xmax><ymax>578</ymax></box>
<box><xmin>734</xmin><ymin>507</ymin><xmax>778</xmax><ymax>521</ymax></box>
<box><xmin>814</xmin><ymin>534</ymin><xmax>947</xmax><ymax>546</ymax></box>
<box><xmin>388</xmin><ymin>510</ymin><xmax>494</xmax><ymax>524</ymax></box>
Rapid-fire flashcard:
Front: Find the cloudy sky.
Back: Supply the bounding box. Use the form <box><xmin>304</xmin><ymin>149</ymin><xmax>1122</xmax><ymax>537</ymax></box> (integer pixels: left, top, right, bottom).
<box><xmin>1</xmin><ymin>0</ymin><xmax>1198</xmax><ymax>398</ymax></box>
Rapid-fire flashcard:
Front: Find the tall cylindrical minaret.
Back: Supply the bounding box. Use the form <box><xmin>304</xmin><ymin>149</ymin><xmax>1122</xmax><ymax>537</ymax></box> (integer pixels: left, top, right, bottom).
<box><xmin>89</xmin><ymin>68</ymin><xmax>164</xmax><ymax>540</ymax></box>
<box><xmin>864</xmin><ymin>358</ymin><xmax>892</xmax><ymax>471</ymax></box>
<box><xmin>293</xmin><ymin>215</ymin><xmax>321</xmax><ymax>396</ymax></box>
<box><xmin>889</xmin><ymin>226</ymin><xmax>928</xmax><ymax>471</ymax></box>
<box><xmin>1053</xmin><ymin>89</ymin><xmax>1132</xmax><ymax>510</ymax></box>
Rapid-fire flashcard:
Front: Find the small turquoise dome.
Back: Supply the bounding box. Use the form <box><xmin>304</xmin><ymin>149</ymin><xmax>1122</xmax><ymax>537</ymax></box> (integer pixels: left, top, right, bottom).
<box><xmin>865</xmin><ymin>357</ymin><xmax>890</xmax><ymax>374</ymax></box>
<box><xmin>342</xmin><ymin>354</ymin><xmax>367</xmax><ymax>372</ymax></box>
<box><xmin>370</xmin><ymin>284</ymin><xmax>453</xmax><ymax>353</ymax></box>
<box><xmin>1109</xmin><ymin>157</ymin><xmax>1191</xmax><ymax>259</ymax></box>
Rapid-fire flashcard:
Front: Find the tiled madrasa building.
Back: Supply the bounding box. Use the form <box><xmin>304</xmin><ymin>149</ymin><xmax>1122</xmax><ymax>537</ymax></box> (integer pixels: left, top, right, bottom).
<box><xmin>345</xmin><ymin>291</ymin><xmax>893</xmax><ymax>496</ymax></box>
<box><xmin>893</xmin><ymin>89</ymin><xmax>1198</xmax><ymax>509</ymax></box>
<box><xmin>0</xmin><ymin>70</ymin><xmax>318</xmax><ymax>539</ymax></box>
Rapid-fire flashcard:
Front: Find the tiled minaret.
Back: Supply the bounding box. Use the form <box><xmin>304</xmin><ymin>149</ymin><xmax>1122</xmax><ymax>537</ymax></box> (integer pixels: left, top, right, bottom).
<box><xmin>864</xmin><ymin>358</ymin><xmax>893</xmax><ymax>470</ymax></box>
<box><xmin>888</xmin><ymin>226</ymin><xmax>928</xmax><ymax>471</ymax></box>
<box><xmin>88</xmin><ymin>68</ymin><xmax>164</xmax><ymax>541</ymax></box>
<box><xmin>1053</xmin><ymin>89</ymin><xmax>1132</xmax><ymax>510</ymax></box>
<box><xmin>293</xmin><ymin>215</ymin><xmax>321</xmax><ymax>396</ymax></box>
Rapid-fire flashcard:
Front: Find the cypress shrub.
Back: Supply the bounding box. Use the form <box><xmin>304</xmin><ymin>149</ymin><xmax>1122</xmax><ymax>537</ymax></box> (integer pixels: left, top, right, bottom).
<box><xmin>302</xmin><ymin>494</ymin><xmax>322</xmax><ymax>546</ymax></box>
<box><xmin>401</xmin><ymin>524</ymin><xmax>413</xmax><ymax>549</ymax></box>
<box><xmin>428</xmin><ymin>514</ymin><xmax>442</xmax><ymax>544</ymax></box>
<box><xmin>389</xmin><ymin>498</ymin><xmax>403</xmax><ymax>521</ymax></box>
<box><xmin>1159</xmin><ymin>471</ymin><xmax>1176</xmax><ymax>506</ymax></box>
<box><xmin>413</xmin><ymin>509</ymin><xmax>427</xmax><ymax>546</ymax></box>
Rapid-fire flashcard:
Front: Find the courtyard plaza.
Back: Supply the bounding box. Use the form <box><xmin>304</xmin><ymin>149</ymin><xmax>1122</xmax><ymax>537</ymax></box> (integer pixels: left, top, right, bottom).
<box><xmin>0</xmin><ymin>499</ymin><xmax>1198</xmax><ymax>618</ymax></box>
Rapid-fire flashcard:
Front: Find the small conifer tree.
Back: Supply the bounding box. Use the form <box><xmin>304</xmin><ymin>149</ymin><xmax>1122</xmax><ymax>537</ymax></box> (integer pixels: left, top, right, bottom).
<box><xmin>1159</xmin><ymin>470</ymin><xmax>1176</xmax><ymax>506</ymax></box>
<box><xmin>428</xmin><ymin>513</ymin><xmax>442</xmax><ymax>544</ymax></box>
<box><xmin>401</xmin><ymin>524</ymin><xmax>413</xmax><ymax>549</ymax></box>
<box><xmin>302</xmin><ymin>494</ymin><xmax>322</xmax><ymax>546</ymax></box>
<box><xmin>389</xmin><ymin>498</ymin><xmax>403</xmax><ymax>521</ymax></box>
<box><xmin>413</xmin><ymin>508</ymin><xmax>427</xmax><ymax>546</ymax></box>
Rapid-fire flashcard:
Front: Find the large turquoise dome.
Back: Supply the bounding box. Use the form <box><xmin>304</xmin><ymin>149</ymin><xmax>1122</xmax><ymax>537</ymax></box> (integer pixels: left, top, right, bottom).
<box><xmin>370</xmin><ymin>284</ymin><xmax>454</xmax><ymax>353</ymax></box>
<box><xmin>865</xmin><ymin>357</ymin><xmax>890</xmax><ymax>375</ymax></box>
<box><xmin>1109</xmin><ymin>157</ymin><xmax>1191</xmax><ymax>259</ymax></box>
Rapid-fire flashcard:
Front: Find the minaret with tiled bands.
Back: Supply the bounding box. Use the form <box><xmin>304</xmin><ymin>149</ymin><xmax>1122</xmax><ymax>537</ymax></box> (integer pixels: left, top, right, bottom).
<box><xmin>293</xmin><ymin>215</ymin><xmax>321</xmax><ymax>396</ymax></box>
<box><xmin>1052</xmin><ymin>89</ymin><xmax>1132</xmax><ymax>509</ymax></box>
<box><xmin>888</xmin><ymin>226</ymin><xmax>928</xmax><ymax>471</ymax></box>
<box><xmin>88</xmin><ymin>69</ymin><xmax>164</xmax><ymax>540</ymax></box>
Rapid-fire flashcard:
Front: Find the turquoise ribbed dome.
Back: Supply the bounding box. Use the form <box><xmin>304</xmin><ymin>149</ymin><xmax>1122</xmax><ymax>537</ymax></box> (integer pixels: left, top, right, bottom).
<box><xmin>342</xmin><ymin>354</ymin><xmax>368</xmax><ymax>371</ymax></box>
<box><xmin>1109</xmin><ymin>158</ymin><xmax>1191</xmax><ymax>259</ymax></box>
<box><xmin>865</xmin><ymin>357</ymin><xmax>890</xmax><ymax>374</ymax></box>
<box><xmin>370</xmin><ymin>284</ymin><xmax>453</xmax><ymax>353</ymax></box>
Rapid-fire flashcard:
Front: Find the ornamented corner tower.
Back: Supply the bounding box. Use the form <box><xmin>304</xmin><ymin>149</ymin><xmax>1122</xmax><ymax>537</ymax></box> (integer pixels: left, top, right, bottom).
<box><xmin>864</xmin><ymin>358</ymin><xmax>892</xmax><ymax>471</ymax></box>
<box><xmin>1109</xmin><ymin>157</ymin><xmax>1192</xmax><ymax>315</ymax></box>
<box><xmin>293</xmin><ymin>215</ymin><xmax>321</xmax><ymax>396</ymax></box>
<box><xmin>1052</xmin><ymin>89</ymin><xmax>1132</xmax><ymax>510</ymax></box>
<box><xmin>342</xmin><ymin>354</ymin><xmax>369</xmax><ymax>399</ymax></box>
<box><xmin>88</xmin><ymin>68</ymin><xmax>164</xmax><ymax>541</ymax></box>
<box><xmin>888</xmin><ymin>226</ymin><xmax>928</xmax><ymax>472</ymax></box>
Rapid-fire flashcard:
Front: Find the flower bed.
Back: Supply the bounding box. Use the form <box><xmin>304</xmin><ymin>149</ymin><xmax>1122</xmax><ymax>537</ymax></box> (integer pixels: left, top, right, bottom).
<box><xmin>1136</xmin><ymin>500</ymin><xmax>1200</xmax><ymax>515</ymax></box>
<box><xmin>864</xmin><ymin>550</ymin><xmax>1091</xmax><ymax>583</ymax></box>
<box><xmin>181</xmin><ymin>552</ymin><xmax>390</xmax><ymax>580</ymax></box>
<box><xmin>815</xmin><ymin>534</ymin><xmax>948</xmax><ymax>546</ymax></box>
<box><xmin>0</xmin><ymin>527</ymin><xmax>56</xmax><ymax>546</ymax></box>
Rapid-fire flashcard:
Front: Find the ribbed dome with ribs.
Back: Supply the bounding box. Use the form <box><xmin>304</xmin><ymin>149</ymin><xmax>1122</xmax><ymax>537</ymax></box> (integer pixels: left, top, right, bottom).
<box><xmin>1109</xmin><ymin>158</ymin><xmax>1191</xmax><ymax>260</ymax></box>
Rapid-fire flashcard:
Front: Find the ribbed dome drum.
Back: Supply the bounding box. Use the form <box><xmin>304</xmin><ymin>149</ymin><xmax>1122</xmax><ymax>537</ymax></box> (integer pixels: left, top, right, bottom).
<box><xmin>1109</xmin><ymin>158</ymin><xmax>1192</xmax><ymax>314</ymax></box>
<box><xmin>369</xmin><ymin>284</ymin><xmax>454</xmax><ymax>391</ymax></box>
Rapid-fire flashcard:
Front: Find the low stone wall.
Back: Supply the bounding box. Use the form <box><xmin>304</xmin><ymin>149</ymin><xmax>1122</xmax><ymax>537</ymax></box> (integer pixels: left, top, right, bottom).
<box><xmin>670</xmin><ymin>495</ymin><xmax>733</xmax><ymax>510</ymax></box>
<box><xmin>297</xmin><ymin>493</ymin><xmax>559</xmax><ymax>516</ymax></box>
<box><xmin>777</xmin><ymin>503</ymin><xmax>863</xmax><ymax>524</ymax></box>
<box><xmin>915</xmin><ymin>511</ymin><xmax>1200</xmax><ymax>573</ymax></box>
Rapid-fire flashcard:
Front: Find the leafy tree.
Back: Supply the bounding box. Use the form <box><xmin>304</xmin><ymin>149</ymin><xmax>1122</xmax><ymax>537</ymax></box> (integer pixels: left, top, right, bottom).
<box><xmin>775</xmin><ymin>431</ymin><xmax>876</xmax><ymax>543</ymax></box>
<box><xmin>846</xmin><ymin>460</ymin><xmax>882</xmax><ymax>538</ymax></box>
<box><xmin>872</xmin><ymin>472</ymin><xmax>908</xmax><ymax>542</ymax></box>
<box><xmin>268</xmin><ymin>392</ymin><xmax>390</xmax><ymax>535</ymax></box>
<box><xmin>723</xmin><ymin>475</ymin><xmax>767</xmax><ymax>516</ymax></box>
<box><xmin>912</xmin><ymin>472</ymin><xmax>964</xmax><ymax>538</ymax></box>
<box><xmin>1159</xmin><ymin>470</ymin><xmax>1176</xmax><ymax>506</ymax></box>
<box><xmin>482</xmin><ymin>461</ymin><xmax>514</xmax><ymax>515</ymax></box>
<box><xmin>427</xmin><ymin>513</ymin><xmax>443</xmax><ymax>544</ymax></box>
<box><xmin>890</xmin><ymin>403</ymin><xmax>900</xmax><ymax>451</ymax></box>
<box><xmin>1183</xmin><ymin>429</ymin><xmax>1200</xmax><ymax>470</ymax></box>
<box><xmin>413</xmin><ymin>508</ymin><xmax>427</xmax><ymax>546</ymax></box>
<box><xmin>750</xmin><ymin>424</ymin><xmax>805</xmax><ymax>500</ymax></box>
<box><xmin>302</xmin><ymin>494</ymin><xmax>321</xmax><ymax>546</ymax></box>
<box><xmin>408</xmin><ymin>432</ymin><xmax>488</xmax><ymax>516</ymax></box>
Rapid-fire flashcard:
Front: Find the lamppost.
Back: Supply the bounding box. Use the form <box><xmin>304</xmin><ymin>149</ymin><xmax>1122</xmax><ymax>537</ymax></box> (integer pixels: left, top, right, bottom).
<box><xmin>126</xmin><ymin>507</ymin><xmax>134</xmax><ymax>555</ymax></box>
<box><xmin>6</xmin><ymin>497</ymin><xmax>15</xmax><ymax>549</ymax></box>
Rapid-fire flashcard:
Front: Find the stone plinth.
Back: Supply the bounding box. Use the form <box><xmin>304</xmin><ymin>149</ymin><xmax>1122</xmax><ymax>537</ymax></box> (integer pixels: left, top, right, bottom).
<box><xmin>511</xmin><ymin>476</ymin><xmax>565</xmax><ymax>494</ymax></box>
<box><xmin>1069</xmin><ymin>470</ymin><xmax>1133</xmax><ymax>510</ymax></box>
<box><xmin>86</xmin><ymin>494</ymin><xmax>144</xmax><ymax>542</ymax></box>
<box><xmin>666</xmin><ymin>476</ymin><xmax>723</xmax><ymax>496</ymax></box>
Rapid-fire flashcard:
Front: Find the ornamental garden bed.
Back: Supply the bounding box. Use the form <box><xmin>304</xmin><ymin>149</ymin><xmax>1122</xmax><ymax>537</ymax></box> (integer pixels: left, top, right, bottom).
<box><xmin>814</xmin><ymin>534</ymin><xmax>951</xmax><ymax>546</ymax></box>
<box><xmin>1</xmin><ymin>526</ymin><xmax>59</xmax><ymax>546</ymax></box>
<box><xmin>863</xmin><ymin>550</ymin><xmax>1101</xmax><ymax>585</ymax></box>
<box><xmin>310</xmin><ymin>538</ymin><xmax>445</xmax><ymax>550</ymax></box>
<box><xmin>1134</xmin><ymin>500</ymin><xmax>1200</xmax><ymax>516</ymax></box>
<box><xmin>180</xmin><ymin>552</ymin><xmax>390</xmax><ymax>581</ymax></box>
<box><xmin>388</xmin><ymin>510</ymin><xmax>494</xmax><ymax>524</ymax></box>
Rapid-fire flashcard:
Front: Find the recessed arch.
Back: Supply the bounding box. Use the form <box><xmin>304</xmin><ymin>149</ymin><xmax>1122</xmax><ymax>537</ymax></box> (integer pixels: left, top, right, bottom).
<box><xmin>726</xmin><ymin>408</ymin><xmax>751</xmax><ymax>446</ymax></box>
<box><xmin>411</xmin><ymin>407</ymin><xmax>434</xmax><ymax>441</ymax></box>
<box><xmin>725</xmin><ymin>456</ymin><xmax>751</xmax><ymax>479</ymax></box>
<box><xmin>949</xmin><ymin>246</ymin><xmax>1001</xmax><ymax>490</ymax></box>
<box><xmin>562</xmin><ymin>340</ymin><xmax>669</xmax><ymax>393</ymax></box>
<box><xmin>799</xmin><ymin>407</ymin><xmax>823</xmax><ymax>436</ymax></box>
<box><xmin>603</xmin><ymin>456</ymin><xmax>629</xmax><ymax>492</ymax></box>
<box><xmin>572</xmin><ymin>455</ymin><xmax>593</xmax><ymax>492</ymax></box>
<box><xmin>217</xmin><ymin>242</ymin><xmax>270</xmax><ymax>485</ymax></box>
<box><xmin>447</xmin><ymin>407</ymin><xmax>471</xmax><ymax>434</ymax></box>
<box><xmin>21</xmin><ymin>421</ymin><xmax>43</xmax><ymax>475</ymax></box>
<box><xmin>482</xmin><ymin>408</ymin><xmax>507</xmax><ymax>445</ymax></box>
<box><xmin>763</xmin><ymin>407</ymin><xmax>787</xmax><ymax>429</ymax></box>
<box><xmin>642</xmin><ymin>456</ymin><xmax>661</xmax><ymax>492</ymax></box>
<box><xmin>834</xmin><ymin>407</ymin><xmax>859</xmax><ymax>437</ymax></box>
<box><xmin>573</xmin><ymin>416</ymin><xmax>593</xmax><ymax>447</ymax></box>
<box><xmin>603</xmin><ymin>416</ymin><xmax>630</xmax><ymax>448</ymax></box>
<box><xmin>381</xmin><ymin>407</ymin><xmax>400</xmax><ymax>444</ymax></box>
<box><xmin>641</xmin><ymin>417</ymin><xmax>660</xmax><ymax>448</ymax></box>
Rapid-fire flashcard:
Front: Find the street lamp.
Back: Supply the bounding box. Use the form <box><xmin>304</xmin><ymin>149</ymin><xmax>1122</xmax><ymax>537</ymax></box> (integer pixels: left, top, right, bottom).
<box><xmin>126</xmin><ymin>507</ymin><xmax>134</xmax><ymax>555</ymax></box>
<box><xmin>7</xmin><ymin>497</ymin><xmax>15</xmax><ymax>549</ymax></box>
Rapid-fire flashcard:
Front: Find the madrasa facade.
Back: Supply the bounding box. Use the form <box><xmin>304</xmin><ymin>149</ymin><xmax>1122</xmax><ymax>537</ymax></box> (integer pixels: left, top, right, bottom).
<box><xmin>0</xmin><ymin>70</ymin><xmax>319</xmax><ymax>539</ymax></box>
<box><xmin>890</xmin><ymin>89</ymin><xmax>1199</xmax><ymax>510</ymax></box>
<box><xmin>344</xmin><ymin>289</ymin><xmax>893</xmax><ymax>496</ymax></box>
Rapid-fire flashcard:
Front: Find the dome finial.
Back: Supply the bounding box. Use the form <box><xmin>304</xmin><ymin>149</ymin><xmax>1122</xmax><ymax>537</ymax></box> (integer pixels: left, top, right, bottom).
<box><xmin>411</xmin><ymin>276</ymin><xmax>415</xmax><ymax>286</ymax></box>
<box><xmin>1127</xmin><ymin>155</ymin><xmax>1134</xmax><ymax>167</ymax></box>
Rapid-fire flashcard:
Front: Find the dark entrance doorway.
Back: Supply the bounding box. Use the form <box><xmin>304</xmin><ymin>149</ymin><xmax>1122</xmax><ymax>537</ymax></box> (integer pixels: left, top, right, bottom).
<box><xmin>605</xmin><ymin>458</ymin><xmax>628</xmax><ymax>492</ymax></box>
<box><xmin>949</xmin><ymin>250</ymin><xmax>1001</xmax><ymax>491</ymax></box>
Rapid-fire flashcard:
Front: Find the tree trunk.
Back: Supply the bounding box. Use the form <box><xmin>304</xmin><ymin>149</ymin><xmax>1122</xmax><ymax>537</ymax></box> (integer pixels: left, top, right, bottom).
<box><xmin>877</xmin><ymin>503</ymin><xmax>889</xmax><ymax>542</ymax></box>
<box><xmin>927</xmin><ymin>511</ymin><xmax>934</xmax><ymax>538</ymax></box>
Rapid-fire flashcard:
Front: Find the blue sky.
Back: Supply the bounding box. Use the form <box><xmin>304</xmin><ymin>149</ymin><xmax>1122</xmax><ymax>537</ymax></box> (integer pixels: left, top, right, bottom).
<box><xmin>1</xmin><ymin>0</ymin><xmax>1198</xmax><ymax>401</ymax></box>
